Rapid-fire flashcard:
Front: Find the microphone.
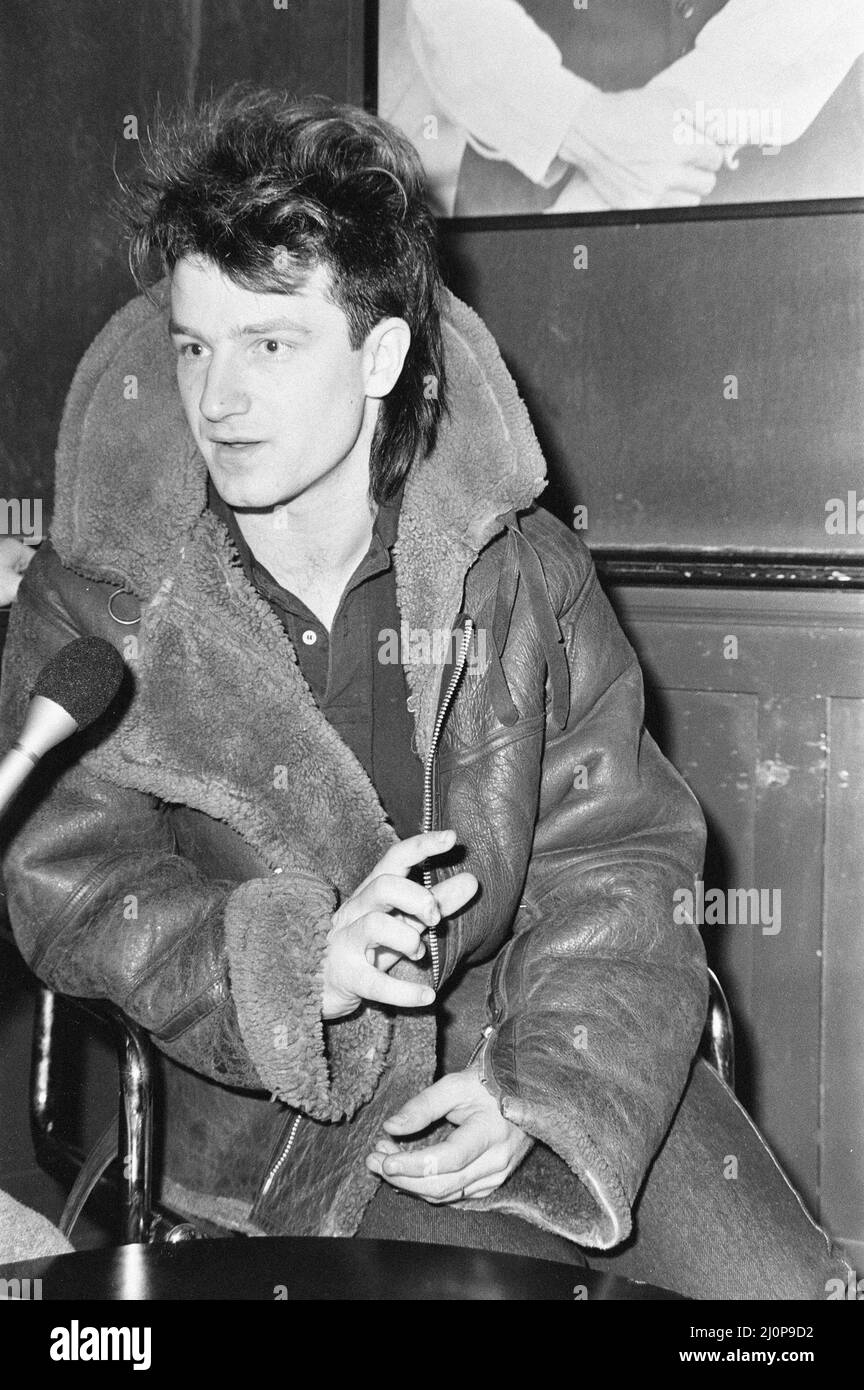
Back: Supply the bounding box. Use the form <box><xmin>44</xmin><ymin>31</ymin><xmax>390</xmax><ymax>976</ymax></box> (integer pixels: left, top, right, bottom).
<box><xmin>0</xmin><ymin>636</ymin><xmax>126</xmax><ymax>817</ymax></box>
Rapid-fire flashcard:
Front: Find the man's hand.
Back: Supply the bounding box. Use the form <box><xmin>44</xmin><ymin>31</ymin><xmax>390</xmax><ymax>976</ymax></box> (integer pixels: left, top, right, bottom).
<box><xmin>0</xmin><ymin>539</ymin><xmax>36</xmax><ymax>607</ymax></box>
<box><xmin>561</xmin><ymin>86</ymin><xmax>724</xmax><ymax>208</ymax></box>
<box><xmin>322</xmin><ymin>829</ymin><xmax>478</xmax><ymax>1020</ymax></box>
<box><xmin>365</xmin><ymin>1063</ymin><xmax>534</xmax><ymax>1203</ymax></box>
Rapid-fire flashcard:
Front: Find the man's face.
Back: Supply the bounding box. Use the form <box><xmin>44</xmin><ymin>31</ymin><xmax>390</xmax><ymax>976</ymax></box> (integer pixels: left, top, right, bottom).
<box><xmin>169</xmin><ymin>254</ymin><xmax>372</xmax><ymax>511</ymax></box>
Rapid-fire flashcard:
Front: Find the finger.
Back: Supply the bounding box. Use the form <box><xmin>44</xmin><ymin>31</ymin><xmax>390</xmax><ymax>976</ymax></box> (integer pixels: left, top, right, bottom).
<box><xmin>658</xmin><ymin>188</ymin><xmax>702</xmax><ymax>208</ymax></box>
<box><xmin>686</xmin><ymin>141</ymin><xmax>725</xmax><ymax>172</ymax></box>
<box><xmin>351</xmin><ymin>962</ymin><xmax>435</xmax><ymax>1011</ymax></box>
<box><xmin>429</xmin><ymin>871</ymin><xmax>479</xmax><ymax>918</ymax></box>
<box><xmin>358</xmin><ymin>912</ymin><xmax>425</xmax><ymax>962</ymax></box>
<box><xmin>368</xmin><ymin>1152</ymin><xmax>502</xmax><ymax>1202</ymax></box>
<box><xmin>382</xmin><ymin>1073</ymin><xmax>470</xmax><ymax>1135</ymax></box>
<box><xmin>379</xmin><ymin>1124</ymin><xmax>489</xmax><ymax>1178</ymax></box>
<box><xmin>665</xmin><ymin>129</ymin><xmax>725</xmax><ymax>173</ymax></box>
<box><xmin>371</xmin><ymin>1137</ymin><xmax>401</xmax><ymax>1157</ymax></box>
<box><xmin>368</xmin><ymin>938</ymin><xmax>427</xmax><ymax>975</ymax></box>
<box><xmin>460</xmin><ymin>1179</ymin><xmax>502</xmax><ymax>1201</ymax></box>
<box><xmin>354</xmin><ymin>875</ymin><xmax>441</xmax><ymax>928</ymax></box>
<box><xmin>355</xmin><ymin>830</ymin><xmax>457</xmax><ymax>892</ymax></box>
<box><xmin>667</xmin><ymin>167</ymin><xmax>717</xmax><ymax>198</ymax></box>
<box><xmin>608</xmin><ymin>182</ymin><xmax>657</xmax><ymax>210</ymax></box>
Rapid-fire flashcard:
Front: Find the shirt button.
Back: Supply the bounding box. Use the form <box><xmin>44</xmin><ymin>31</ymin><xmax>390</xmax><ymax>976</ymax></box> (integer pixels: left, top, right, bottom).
<box><xmin>676</xmin><ymin>0</ymin><xmax>696</xmax><ymax>18</ymax></box>
<box><xmin>301</xmin><ymin>629</ymin><xmax>317</xmax><ymax>645</ymax></box>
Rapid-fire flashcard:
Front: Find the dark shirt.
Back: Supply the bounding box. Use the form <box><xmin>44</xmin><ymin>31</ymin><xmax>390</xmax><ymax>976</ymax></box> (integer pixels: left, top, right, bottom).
<box><xmin>208</xmin><ymin>478</ymin><xmax>424</xmax><ymax>840</ymax></box>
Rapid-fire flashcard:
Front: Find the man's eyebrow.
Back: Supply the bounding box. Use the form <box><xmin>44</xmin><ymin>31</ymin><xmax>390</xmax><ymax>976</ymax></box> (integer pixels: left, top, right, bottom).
<box><xmin>168</xmin><ymin>316</ymin><xmax>311</xmax><ymax>338</ymax></box>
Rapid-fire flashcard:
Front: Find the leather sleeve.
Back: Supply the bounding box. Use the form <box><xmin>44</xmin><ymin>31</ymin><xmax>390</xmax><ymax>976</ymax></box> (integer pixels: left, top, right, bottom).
<box><xmin>0</xmin><ymin>546</ymin><xmax>391</xmax><ymax>1122</ymax></box>
<box><xmin>483</xmin><ymin>522</ymin><xmax>708</xmax><ymax>1247</ymax></box>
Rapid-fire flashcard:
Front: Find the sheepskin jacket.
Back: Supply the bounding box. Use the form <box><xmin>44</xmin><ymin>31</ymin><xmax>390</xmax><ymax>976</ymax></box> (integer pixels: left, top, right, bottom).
<box><xmin>0</xmin><ymin>282</ymin><xmax>707</xmax><ymax>1247</ymax></box>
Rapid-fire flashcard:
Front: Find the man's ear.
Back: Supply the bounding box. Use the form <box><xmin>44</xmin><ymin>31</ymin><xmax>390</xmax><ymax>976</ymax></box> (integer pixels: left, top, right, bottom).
<box><xmin>362</xmin><ymin>318</ymin><xmax>411</xmax><ymax>399</ymax></box>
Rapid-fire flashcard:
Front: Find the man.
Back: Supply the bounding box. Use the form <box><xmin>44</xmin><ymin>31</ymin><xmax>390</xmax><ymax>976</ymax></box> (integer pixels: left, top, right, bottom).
<box><xmin>0</xmin><ymin>89</ymin><xmax>849</xmax><ymax>1296</ymax></box>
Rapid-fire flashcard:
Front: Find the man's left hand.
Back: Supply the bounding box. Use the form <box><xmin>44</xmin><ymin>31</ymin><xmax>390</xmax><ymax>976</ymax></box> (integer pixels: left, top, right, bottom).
<box><xmin>365</xmin><ymin>1064</ymin><xmax>533</xmax><ymax>1203</ymax></box>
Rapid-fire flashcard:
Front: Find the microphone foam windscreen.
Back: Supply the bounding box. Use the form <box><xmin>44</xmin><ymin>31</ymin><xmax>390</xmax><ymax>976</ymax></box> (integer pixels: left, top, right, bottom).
<box><xmin>32</xmin><ymin>637</ymin><xmax>126</xmax><ymax>728</ymax></box>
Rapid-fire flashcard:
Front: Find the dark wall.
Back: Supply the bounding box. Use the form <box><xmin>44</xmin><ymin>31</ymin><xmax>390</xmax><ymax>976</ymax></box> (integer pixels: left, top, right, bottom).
<box><xmin>440</xmin><ymin>212</ymin><xmax>864</xmax><ymax>558</ymax></box>
<box><xmin>0</xmin><ymin>0</ymin><xmax>365</xmax><ymax>511</ymax></box>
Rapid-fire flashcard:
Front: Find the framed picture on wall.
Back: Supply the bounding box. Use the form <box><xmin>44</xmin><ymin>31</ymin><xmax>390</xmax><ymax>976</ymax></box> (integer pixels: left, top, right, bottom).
<box><xmin>374</xmin><ymin>0</ymin><xmax>864</xmax><ymax>220</ymax></box>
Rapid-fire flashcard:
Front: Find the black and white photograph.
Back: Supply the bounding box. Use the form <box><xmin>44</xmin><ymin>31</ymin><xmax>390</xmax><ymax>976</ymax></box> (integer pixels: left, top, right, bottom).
<box><xmin>0</xmin><ymin>0</ymin><xmax>862</xmax><ymax>1345</ymax></box>
<box><xmin>379</xmin><ymin>0</ymin><xmax>864</xmax><ymax>216</ymax></box>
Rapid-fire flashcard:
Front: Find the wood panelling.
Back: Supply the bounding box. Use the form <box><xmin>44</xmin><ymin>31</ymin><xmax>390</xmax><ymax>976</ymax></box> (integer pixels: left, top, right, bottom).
<box><xmin>610</xmin><ymin>581</ymin><xmax>864</xmax><ymax>1255</ymax></box>
<box><xmin>823</xmin><ymin>698</ymin><xmax>864</xmax><ymax>1268</ymax></box>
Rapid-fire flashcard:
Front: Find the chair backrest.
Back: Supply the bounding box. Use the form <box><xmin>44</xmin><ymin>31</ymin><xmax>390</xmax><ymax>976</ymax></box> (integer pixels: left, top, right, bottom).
<box><xmin>31</xmin><ymin>985</ymin><xmax>199</xmax><ymax>1244</ymax></box>
<box><xmin>704</xmin><ymin>968</ymin><xmax>735</xmax><ymax>1089</ymax></box>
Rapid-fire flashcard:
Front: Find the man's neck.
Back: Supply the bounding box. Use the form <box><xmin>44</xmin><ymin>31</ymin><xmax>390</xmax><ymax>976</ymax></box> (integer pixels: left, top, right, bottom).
<box><xmin>232</xmin><ymin>464</ymin><xmax>376</xmax><ymax>632</ymax></box>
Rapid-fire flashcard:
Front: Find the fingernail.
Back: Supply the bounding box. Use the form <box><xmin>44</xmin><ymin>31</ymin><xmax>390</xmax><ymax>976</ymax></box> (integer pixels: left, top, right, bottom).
<box><xmin>421</xmin><ymin>988</ymin><xmax>435</xmax><ymax>1004</ymax></box>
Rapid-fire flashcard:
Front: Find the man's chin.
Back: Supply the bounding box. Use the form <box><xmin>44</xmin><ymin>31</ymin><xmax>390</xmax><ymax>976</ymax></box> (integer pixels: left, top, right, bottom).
<box><xmin>206</xmin><ymin>466</ymin><xmax>288</xmax><ymax>513</ymax></box>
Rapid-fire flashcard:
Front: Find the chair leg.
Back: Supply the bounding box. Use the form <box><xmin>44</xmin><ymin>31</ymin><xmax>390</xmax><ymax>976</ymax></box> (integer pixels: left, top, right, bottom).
<box><xmin>32</xmin><ymin>986</ymin><xmax>200</xmax><ymax>1243</ymax></box>
<box><xmin>30</xmin><ymin>985</ymin><xmax>58</xmax><ymax>1161</ymax></box>
<box><xmin>109</xmin><ymin>1010</ymin><xmax>154</xmax><ymax>1245</ymax></box>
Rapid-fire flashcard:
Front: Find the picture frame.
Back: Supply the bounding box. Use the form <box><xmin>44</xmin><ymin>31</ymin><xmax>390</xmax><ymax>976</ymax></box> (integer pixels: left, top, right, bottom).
<box><xmin>371</xmin><ymin>0</ymin><xmax>864</xmax><ymax>225</ymax></box>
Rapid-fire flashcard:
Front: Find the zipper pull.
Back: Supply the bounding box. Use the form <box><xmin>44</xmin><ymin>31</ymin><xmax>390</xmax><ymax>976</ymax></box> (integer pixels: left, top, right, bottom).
<box><xmin>467</xmin><ymin>1024</ymin><xmax>495</xmax><ymax>1070</ymax></box>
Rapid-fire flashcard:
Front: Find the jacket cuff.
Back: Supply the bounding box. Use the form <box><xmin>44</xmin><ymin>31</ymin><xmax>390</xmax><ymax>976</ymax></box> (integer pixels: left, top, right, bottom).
<box><xmin>224</xmin><ymin>874</ymin><xmax>389</xmax><ymax>1122</ymax></box>
<box><xmin>483</xmin><ymin>1023</ymin><xmax>631</xmax><ymax>1249</ymax></box>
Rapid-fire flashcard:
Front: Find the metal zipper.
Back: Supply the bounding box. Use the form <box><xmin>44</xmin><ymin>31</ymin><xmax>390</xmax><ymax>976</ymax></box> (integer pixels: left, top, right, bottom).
<box><xmin>259</xmin><ymin>1110</ymin><xmax>302</xmax><ymax>1198</ymax></box>
<box><xmin>421</xmin><ymin>616</ymin><xmax>474</xmax><ymax>990</ymax></box>
<box><xmin>258</xmin><ymin>616</ymin><xmax>473</xmax><ymax>1199</ymax></box>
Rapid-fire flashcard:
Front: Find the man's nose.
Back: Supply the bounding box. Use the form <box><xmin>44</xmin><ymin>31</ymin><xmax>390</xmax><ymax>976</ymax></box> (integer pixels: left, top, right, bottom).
<box><xmin>198</xmin><ymin>352</ymin><xmax>250</xmax><ymax>421</ymax></box>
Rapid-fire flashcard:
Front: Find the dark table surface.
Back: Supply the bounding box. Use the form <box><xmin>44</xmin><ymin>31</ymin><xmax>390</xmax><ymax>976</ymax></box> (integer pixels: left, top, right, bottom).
<box><xmin>0</xmin><ymin>1236</ymin><xmax>684</xmax><ymax>1300</ymax></box>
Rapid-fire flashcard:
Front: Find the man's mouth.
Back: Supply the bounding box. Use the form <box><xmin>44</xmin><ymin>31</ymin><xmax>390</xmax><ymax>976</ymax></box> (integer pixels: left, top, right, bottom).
<box><xmin>209</xmin><ymin>439</ymin><xmax>264</xmax><ymax>458</ymax></box>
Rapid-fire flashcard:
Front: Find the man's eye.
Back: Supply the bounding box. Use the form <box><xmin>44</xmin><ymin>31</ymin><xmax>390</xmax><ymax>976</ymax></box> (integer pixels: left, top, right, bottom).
<box><xmin>259</xmin><ymin>339</ymin><xmax>293</xmax><ymax>355</ymax></box>
<box><xmin>176</xmin><ymin>342</ymin><xmax>204</xmax><ymax>358</ymax></box>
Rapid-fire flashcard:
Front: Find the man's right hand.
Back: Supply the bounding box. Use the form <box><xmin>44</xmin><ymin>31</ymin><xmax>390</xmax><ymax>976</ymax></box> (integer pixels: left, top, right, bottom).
<box><xmin>321</xmin><ymin>829</ymin><xmax>478</xmax><ymax>1020</ymax></box>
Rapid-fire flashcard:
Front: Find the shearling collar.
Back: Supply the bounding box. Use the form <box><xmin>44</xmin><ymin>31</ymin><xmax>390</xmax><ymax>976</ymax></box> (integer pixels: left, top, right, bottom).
<box><xmin>51</xmin><ymin>280</ymin><xmax>547</xmax><ymax>596</ymax></box>
<box><xmin>49</xmin><ymin>281</ymin><xmax>549</xmax><ymax>757</ymax></box>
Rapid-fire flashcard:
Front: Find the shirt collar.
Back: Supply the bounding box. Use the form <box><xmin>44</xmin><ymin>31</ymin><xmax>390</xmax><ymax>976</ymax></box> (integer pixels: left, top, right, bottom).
<box><xmin>207</xmin><ymin>474</ymin><xmax>403</xmax><ymax>593</ymax></box>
